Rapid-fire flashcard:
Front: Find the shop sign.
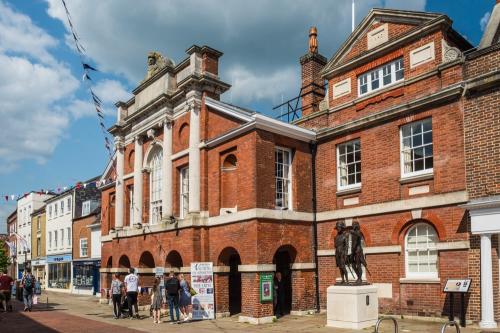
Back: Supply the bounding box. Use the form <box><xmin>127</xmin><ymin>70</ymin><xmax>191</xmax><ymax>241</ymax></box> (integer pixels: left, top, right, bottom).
<box><xmin>260</xmin><ymin>273</ymin><xmax>274</xmax><ymax>303</ymax></box>
<box><xmin>47</xmin><ymin>254</ymin><xmax>72</xmax><ymax>263</ymax></box>
<box><xmin>32</xmin><ymin>259</ymin><xmax>46</xmax><ymax>266</ymax></box>
<box><xmin>191</xmin><ymin>262</ymin><xmax>215</xmax><ymax>320</ymax></box>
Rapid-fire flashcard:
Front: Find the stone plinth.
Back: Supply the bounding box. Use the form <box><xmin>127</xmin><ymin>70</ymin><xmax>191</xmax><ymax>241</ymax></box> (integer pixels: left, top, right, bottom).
<box><xmin>326</xmin><ymin>284</ymin><xmax>378</xmax><ymax>329</ymax></box>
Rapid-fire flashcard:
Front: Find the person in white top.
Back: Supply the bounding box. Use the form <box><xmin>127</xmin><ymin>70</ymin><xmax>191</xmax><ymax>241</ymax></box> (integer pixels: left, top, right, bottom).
<box><xmin>124</xmin><ymin>268</ymin><xmax>140</xmax><ymax>319</ymax></box>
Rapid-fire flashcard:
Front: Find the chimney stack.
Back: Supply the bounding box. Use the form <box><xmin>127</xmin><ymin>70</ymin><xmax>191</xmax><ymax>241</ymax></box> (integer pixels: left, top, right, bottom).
<box><xmin>300</xmin><ymin>27</ymin><xmax>327</xmax><ymax>117</ymax></box>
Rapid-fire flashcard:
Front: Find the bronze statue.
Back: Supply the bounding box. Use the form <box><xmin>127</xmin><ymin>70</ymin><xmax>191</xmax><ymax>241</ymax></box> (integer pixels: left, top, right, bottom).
<box><xmin>309</xmin><ymin>27</ymin><xmax>318</xmax><ymax>54</ymax></box>
<box><xmin>349</xmin><ymin>221</ymin><xmax>367</xmax><ymax>285</ymax></box>
<box><xmin>334</xmin><ymin>221</ymin><xmax>349</xmax><ymax>284</ymax></box>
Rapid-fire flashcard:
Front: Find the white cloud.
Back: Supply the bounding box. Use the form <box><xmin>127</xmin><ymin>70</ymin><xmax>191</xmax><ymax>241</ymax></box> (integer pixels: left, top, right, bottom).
<box><xmin>224</xmin><ymin>65</ymin><xmax>299</xmax><ymax>106</ymax></box>
<box><xmin>0</xmin><ymin>1</ymin><xmax>99</xmax><ymax>171</ymax></box>
<box><xmin>93</xmin><ymin>79</ymin><xmax>132</xmax><ymax>105</ymax></box>
<box><xmin>45</xmin><ymin>0</ymin><xmax>427</xmax><ymax>106</ymax></box>
<box><xmin>480</xmin><ymin>11</ymin><xmax>491</xmax><ymax>32</ymax></box>
<box><xmin>0</xmin><ymin>1</ymin><xmax>58</xmax><ymax>64</ymax></box>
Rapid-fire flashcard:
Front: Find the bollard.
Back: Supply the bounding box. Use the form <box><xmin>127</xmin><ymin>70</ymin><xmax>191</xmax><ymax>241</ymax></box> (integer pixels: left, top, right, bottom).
<box><xmin>441</xmin><ymin>321</ymin><xmax>460</xmax><ymax>333</ymax></box>
<box><xmin>46</xmin><ymin>296</ymin><xmax>49</xmax><ymax>309</ymax></box>
<box><xmin>375</xmin><ymin>317</ymin><xmax>398</xmax><ymax>333</ymax></box>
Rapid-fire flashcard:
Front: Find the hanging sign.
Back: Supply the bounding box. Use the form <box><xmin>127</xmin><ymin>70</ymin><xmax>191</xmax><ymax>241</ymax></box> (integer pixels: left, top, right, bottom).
<box><xmin>191</xmin><ymin>262</ymin><xmax>215</xmax><ymax>320</ymax></box>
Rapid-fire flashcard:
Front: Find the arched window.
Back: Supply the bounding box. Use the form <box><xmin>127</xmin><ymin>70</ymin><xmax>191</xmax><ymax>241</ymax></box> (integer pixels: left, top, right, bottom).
<box><xmin>405</xmin><ymin>223</ymin><xmax>438</xmax><ymax>278</ymax></box>
<box><xmin>149</xmin><ymin>146</ymin><xmax>163</xmax><ymax>224</ymax></box>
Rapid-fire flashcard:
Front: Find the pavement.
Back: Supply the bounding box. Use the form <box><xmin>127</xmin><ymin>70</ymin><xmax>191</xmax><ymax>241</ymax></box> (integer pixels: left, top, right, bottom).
<box><xmin>2</xmin><ymin>291</ymin><xmax>500</xmax><ymax>333</ymax></box>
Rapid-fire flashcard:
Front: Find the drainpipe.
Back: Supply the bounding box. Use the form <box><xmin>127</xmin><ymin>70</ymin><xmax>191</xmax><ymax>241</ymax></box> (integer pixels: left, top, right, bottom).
<box><xmin>310</xmin><ymin>141</ymin><xmax>320</xmax><ymax>313</ymax></box>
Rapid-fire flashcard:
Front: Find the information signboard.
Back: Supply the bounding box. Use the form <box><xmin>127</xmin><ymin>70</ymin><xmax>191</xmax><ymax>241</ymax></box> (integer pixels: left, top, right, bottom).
<box><xmin>191</xmin><ymin>262</ymin><xmax>215</xmax><ymax>320</ymax></box>
<box><xmin>443</xmin><ymin>279</ymin><xmax>472</xmax><ymax>293</ymax></box>
<box><xmin>154</xmin><ymin>267</ymin><xmax>165</xmax><ymax>277</ymax></box>
<box><xmin>260</xmin><ymin>273</ymin><xmax>274</xmax><ymax>303</ymax></box>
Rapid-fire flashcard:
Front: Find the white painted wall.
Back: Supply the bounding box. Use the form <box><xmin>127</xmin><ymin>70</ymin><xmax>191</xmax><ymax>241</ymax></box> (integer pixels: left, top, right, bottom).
<box><xmin>90</xmin><ymin>227</ymin><xmax>101</xmax><ymax>259</ymax></box>
<box><xmin>46</xmin><ymin>192</ymin><xmax>73</xmax><ymax>256</ymax></box>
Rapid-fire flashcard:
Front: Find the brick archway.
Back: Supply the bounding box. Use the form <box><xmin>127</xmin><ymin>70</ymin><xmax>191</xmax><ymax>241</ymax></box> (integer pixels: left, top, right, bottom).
<box><xmin>391</xmin><ymin>214</ymin><xmax>446</xmax><ymax>245</ymax></box>
<box><xmin>139</xmin><ymin>251</ymin><xmax>155</xmax><ymax>268</ymax></box>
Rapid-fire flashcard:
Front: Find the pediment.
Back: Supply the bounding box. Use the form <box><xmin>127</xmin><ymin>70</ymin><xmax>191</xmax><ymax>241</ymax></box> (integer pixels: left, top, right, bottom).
<box><xmin>321</xmin><ymin>8</ymin><xmax>443</xmax><ymax>77</ymax></box>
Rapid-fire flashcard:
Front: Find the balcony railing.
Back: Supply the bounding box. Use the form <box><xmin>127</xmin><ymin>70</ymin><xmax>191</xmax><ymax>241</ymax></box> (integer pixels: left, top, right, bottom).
<box><xmin>273</xmin><ymin>82</ymin><xmax>326</xmax><ymax>123</ymax></box>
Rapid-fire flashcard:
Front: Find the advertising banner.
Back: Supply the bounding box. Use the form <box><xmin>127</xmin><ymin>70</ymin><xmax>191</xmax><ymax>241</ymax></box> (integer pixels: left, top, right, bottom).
<box><xmin>191</xmin><ymin>262</ymin><xmax>215</xmax><ymax>320</ymax></box>
<box><xmin>260</xmin><ymin>273</ymin><xmax>274</xmax><ymax>303</ymax></box>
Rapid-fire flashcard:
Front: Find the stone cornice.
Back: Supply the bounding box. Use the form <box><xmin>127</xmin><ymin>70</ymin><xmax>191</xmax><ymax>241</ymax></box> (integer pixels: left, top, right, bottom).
<box><xmin>316</xmin><ymin>84</ymin><xmax>463</xmax><ymax>141</ymax></box>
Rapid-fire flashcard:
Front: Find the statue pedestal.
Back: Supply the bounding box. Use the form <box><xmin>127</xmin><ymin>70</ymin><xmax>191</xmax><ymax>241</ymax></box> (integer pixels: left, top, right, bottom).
<box><xmin>326</xmin><ymin>284</ymin><xmax>378</xmax><ymax>329</ymax></box>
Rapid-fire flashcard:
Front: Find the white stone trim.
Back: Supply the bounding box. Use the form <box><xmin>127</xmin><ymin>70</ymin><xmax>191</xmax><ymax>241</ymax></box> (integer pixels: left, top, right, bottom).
<box><xmin>399</xmin><ymin>277</ymin><xmax>441</xmax><ymax>284</ymax></box>
<box><xmin>170</xmin><ymin>148</ymin><xmax>189</xmax><ymax>161</ymax></box>
<box><xmin>123</xmin><ymin>172</ymin><xmax>134</xmax><ymax>180</ymax></box>
<box><xmin>409</xmin><ymin>185</ymin><xmax>430</xmax><ymax>196</ymax></box>
<box><xmin>208</xmin><ymin>208</ymin><xmax>313</xmax><ymax>225</ymax></box>
<box><xmin>291</xmin><ymin>263</ymin><xmax>316</xmax><ymax>270</ymax></box>
<box><xmin>238</xmin><ymin>264</ymin><xmax>276</xmax><ymax>272</ymax></box>
<box><xmin>205</xmin><ymin>98</ymin><xmax>253</xmax><ymax>122</ymax></box>
<box><xmin>100</xmin><ymin>268</ymin><xmax>129</xmax><ymax>273</ymax></box>
<box><xmin>317</xmin><ymin>245</ymin><xmax>401</xmax><ymax>257</ymax></box>
<box><xmin>436</xmin><ymin>240</ymin><xmax>469</xmax><ymax>251</ymax></box>
<box><xmin>332</xmin><ymin>78</ymin><xmax>352</xmax><ymax>99</ymax></box>
<box><xmin>316</xmin><ymin>191</ymin><xmax>468</xmax><ymax>221</ymax></box>
<box><xmin>213</xmin><ymin>266</ymin><xmax>230</xmax><ymax>273</ymax></box>
<box><xmin>367</xmin><ymin>23</ymin><xmax>388</xmax><ymax>50</ymax></box>
<box><xmin>290</xmin><ymin>310</ymin><xmax>316</xmax><ymax>316</ymax></box>
<box><xmin>239</xmin><ymin>315</ymin><xmax>276</xmax><ymax>325</ymax></box>
<box><xmin>410</xmin><ymin>41</ymin><xmax>435</xmax><ymax>68</ymax></box>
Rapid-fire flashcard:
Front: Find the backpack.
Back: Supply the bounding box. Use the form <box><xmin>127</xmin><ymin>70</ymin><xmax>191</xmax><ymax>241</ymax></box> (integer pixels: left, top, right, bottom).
<box><xmin>24</xmin><ymin>275</ymin><xmax>34</xmax><ymax>291</ymax></box>
<box><xmin>165</xmin><ymin>277</ymin><xmax>179</xmax><ymax>295</ymax></box>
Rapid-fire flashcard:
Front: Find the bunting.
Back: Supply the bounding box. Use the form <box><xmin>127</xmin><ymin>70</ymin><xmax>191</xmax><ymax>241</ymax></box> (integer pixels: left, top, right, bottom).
<box><xmin>60</xmin><ymin>0</ymin><xmax>115</xmax><ymax>161</ymax></box>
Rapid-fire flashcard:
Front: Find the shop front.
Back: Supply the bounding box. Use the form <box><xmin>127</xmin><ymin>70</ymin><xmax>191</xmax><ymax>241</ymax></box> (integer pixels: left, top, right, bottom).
<box><xmin>31</xmin><ymin>258</ymin><xmax>46</xmax><ymax>288</ymax></box>
<box><xmin>72</xmin><ymin>259</ymin><xmax>101</xmax><ymax>296</ymax></box>
<box><xmin>47</xmin><ymin>254</ymin><xmax>72</xmax><ymax>291</ymax></box>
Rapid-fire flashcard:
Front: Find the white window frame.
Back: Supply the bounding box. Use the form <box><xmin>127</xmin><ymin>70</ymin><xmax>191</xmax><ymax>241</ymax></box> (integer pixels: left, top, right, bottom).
<box><xmin>54</xmin><ymin>202</ymin><xmax>58</xmax><ymax>216</ymax></box>
<box><xmin>61</xmin><ymin>200</ymin><xmax>64</xmax><ymax>216</ymax></box>
<box><xmin>180</xmin><ymin>167</ymin><xmax>189</xmax><ymax>219</ymax></box>
<box><xmin>48</xmin><ymin>232</ymin><xmax>52</xmax><ymax>249</ymax></box>
<box><xmin>405</xmin><ymin>223</ymin><xmax>438</xmax><ymax>279</ymax></box>
<box><xmin>358</xmin><ymin>58</ymin><xmax>404</xmax><ymax>96</ymax></box>
<box><xmin>48</xmin><ymin>205</ymin><xmax>52</xmax><ymax>219</ymax></box>
<box><xmin>80</xmin><ymin>238</ymin><xmax>88</xmax><ymax>257</ymax></box>
<box><xmin>275</xmin><ymin>146</ymin><xmax>293</xmax><ymax>210</ymax></box>
<box><xmin>67</xmin><ymin>227</ymin><xmax>71</xmax><ymax>247</ymax></box>
<box><xmin>337</xmin><ymin>139</ymin><xmax>362</xmax><ymax>191</ymax></box>
<box><xmin>60</xmin><ymin>228</ymin><xmax>64</xmax><ymax>249</ymax></box>
<box><xmin>82</xmin><ymin>200</ymin><xmax>91</xmax><ymax>216</ymax></box>
<box><xmin>54</xmin><ymin>230</ymin><xmax>58</xmax><ymax>248</ymax></box>
<box><xmin>149</xmin><ymin>148</ymin><xmax>163</xmax><ymax>224</ymax></box>
<box><xmin>400</xmin><ymin>118</ymin><xmax>433</xmax><ymax>178</ymax></box>
<box><xmin>67</xmin><ymin>197</ymin><xmax>71</xmax><ymax>214</ymax></box>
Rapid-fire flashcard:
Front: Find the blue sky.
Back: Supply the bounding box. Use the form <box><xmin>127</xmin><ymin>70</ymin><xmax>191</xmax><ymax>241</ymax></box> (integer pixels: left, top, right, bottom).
<box><xmin>0</xmin><ymin>0</ymin><xmax>494</xmax><ymax>232</ymax></box>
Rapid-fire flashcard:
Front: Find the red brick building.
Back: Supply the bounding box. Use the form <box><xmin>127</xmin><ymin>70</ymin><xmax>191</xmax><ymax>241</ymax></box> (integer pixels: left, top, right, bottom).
<box><xmin>99</xmin><ymin>5</ymin><xmax>499</xmax><ymax>325</ymax></box>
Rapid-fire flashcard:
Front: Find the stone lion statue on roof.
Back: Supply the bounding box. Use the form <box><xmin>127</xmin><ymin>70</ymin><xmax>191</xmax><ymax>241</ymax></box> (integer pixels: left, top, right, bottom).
<box><xmin>144</xmin><ymin>51</ymin><xmax>174</xmax><ymax>81</ymax></box>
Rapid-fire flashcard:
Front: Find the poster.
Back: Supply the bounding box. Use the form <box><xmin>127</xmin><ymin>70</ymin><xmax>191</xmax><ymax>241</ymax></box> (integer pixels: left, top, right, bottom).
<box><xmin>443</xmin><ymin>279</ymin><xmax>471</xmax><ymax>293</ymax></box>
<box><xmin>191</xmin><ymin>262</ymin><xmax>215</xmax><ymax>320</ymax></box>
<box><xmin>260</xmin><ymin>273</ymin><xmax>274</xmax><ymax>303</ymax></box>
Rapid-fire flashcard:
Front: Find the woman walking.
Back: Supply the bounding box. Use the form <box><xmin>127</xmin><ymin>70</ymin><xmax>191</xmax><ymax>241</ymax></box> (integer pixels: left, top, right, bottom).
<box><xmin>151</xmin><ymin>278</ymin><xmax>162</xmax><ymax>324</ymax></box>
<box><xmin>178</xmin><ymin>273</ymin><xmax>192</xmax><ymax>321</ymax></box>
<box><xmin>110</xmin><ymin>273</ymin><xmax>124</xmax><ymax>319</ymax></box>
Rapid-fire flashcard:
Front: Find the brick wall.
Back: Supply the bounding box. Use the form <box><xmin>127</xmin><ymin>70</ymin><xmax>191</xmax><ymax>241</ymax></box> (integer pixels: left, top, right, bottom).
<box><xmin>463</xmin><ymin>48</ymin><xmax>500</xmax><ymax>199</ymax></box>
<box><xmin>72</xmin><ymin>213</ymin><xmax>97</xmax><ymax>260</ymax></box>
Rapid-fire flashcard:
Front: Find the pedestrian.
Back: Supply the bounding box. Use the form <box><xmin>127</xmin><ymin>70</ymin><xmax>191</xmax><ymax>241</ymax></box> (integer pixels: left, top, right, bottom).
<box><xmin>151</xmin><ymin>277</ymin><xmax>162</xmax><ymax>324</ymax></box>
<box><xmin>274</xmin><ymin>271</ymin><xmax>285</xmax><ymax>318</ymax></box>
<box><xmin>110</xmin><ymin>273</ymin><xmax>124</xmax><ymax>319</ymax></box>
<box><xmin>178</xmin><ymin>273</ymin><xmax>192</xmax><ymax>321</ymax></box>
<box><xmin>124</xmin><ymin>268</ymin><xmax>140</xmax><ymax>319</ymax></box>
<box><xmin>165</xmin><ymin>270</ymin><xmax>180</xmax><ymax>323</ymax></box>
<box><xmin>21</xmin><ymin>267</ymin><xmax>35</xmax><ymax>312</ymax></box>
<box><xmin>0</xmin><ymin>269</ymin><xmax>14</xmax><ymax>312</ymax></box>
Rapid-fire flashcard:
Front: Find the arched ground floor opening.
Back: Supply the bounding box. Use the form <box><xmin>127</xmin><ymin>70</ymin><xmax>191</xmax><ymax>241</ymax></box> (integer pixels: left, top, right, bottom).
<box><xmin>218</xmin><ymin>247</ymin><xmax>242</xmax><ymax>316</ymax></box>
<box><xmin>273</xmin><ymin>245</ymin><xmax>297</xmax><ymax>316</ymax></box>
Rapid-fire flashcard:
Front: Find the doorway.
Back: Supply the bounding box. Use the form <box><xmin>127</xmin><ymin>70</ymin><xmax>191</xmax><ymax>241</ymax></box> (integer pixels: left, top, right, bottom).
<box><xmin>273</xmin><ymin>246</ymin><xmax>297</xmax><ymax>315</ymax></box>
<box><xmin>219</xmin><ymin>247</ymin><xmax>242</xmax><ymax>316</ymax></box>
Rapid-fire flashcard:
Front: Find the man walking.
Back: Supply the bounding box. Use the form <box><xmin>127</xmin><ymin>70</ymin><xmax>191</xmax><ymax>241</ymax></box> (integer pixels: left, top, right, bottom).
<box><xmin>124</xmin><ymin>268</ymin><xmax>140</xmax><ymax>319</ymax></box>
<box><xmin>21</xmin><ymin>268</ymin><xmax>35</xmax><ymax>312</ymax></box>
<box><xmin>165</xmin><ymin>271</ymin><xmax>180</xmax><ymax>323</ymax></box>
<box><xmin>0</xmin><ymin>269</ymin><xmax>14</xmax><ymax>312</ymax></box>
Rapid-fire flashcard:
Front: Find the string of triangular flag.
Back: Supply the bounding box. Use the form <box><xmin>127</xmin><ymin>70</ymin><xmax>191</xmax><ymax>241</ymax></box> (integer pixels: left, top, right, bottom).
<box><xmin>61</xmin><ymin>0</ymin><xmax>115</xmax><ymax>157</ymax></box>
<box><xmin>0</xmin><ymin>177</ymin><xmax>115</xmax><ymax>204</ymax></box>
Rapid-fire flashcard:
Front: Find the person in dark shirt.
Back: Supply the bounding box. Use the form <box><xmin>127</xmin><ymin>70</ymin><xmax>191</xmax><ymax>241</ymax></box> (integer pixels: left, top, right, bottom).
<box><xmin>164</xmin><ymin>271</ymin><xmax>180</xmax><ymax>323</ymax></box>
<box><xmin>274</xmin><ymin>272</ymin><xmax>285</xmax><ymax>318</ymax></box>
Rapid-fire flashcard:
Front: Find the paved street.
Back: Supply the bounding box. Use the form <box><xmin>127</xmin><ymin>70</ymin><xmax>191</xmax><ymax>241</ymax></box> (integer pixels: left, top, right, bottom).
<box><xmin>1</xmin><ymin>291</ymin><xmax>500</xmax><ymax>333</ymax></box>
